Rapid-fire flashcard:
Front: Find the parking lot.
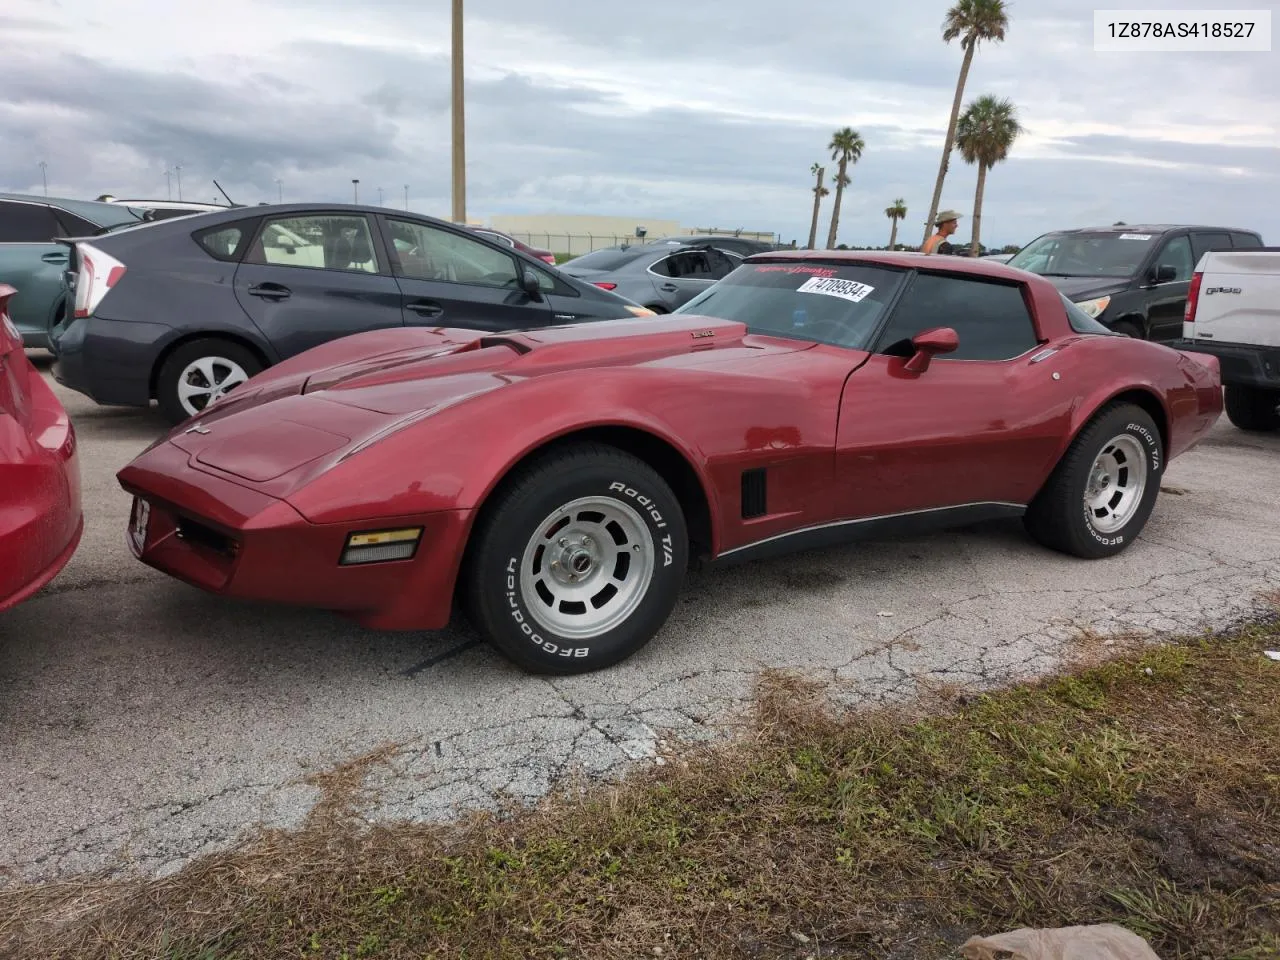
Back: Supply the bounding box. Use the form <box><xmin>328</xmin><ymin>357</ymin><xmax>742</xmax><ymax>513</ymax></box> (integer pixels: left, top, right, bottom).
<box><xmin>2</xmin><ymin>355</ymin><xmax>1279</xmax><ymax>885</ymax></box>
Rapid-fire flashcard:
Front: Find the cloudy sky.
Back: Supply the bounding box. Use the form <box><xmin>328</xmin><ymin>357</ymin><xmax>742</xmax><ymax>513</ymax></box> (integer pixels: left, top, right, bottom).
<box><xmin>2</xmin><ymin>0</ymin><xmax>1276</xmax><ymax>248</ymax></box>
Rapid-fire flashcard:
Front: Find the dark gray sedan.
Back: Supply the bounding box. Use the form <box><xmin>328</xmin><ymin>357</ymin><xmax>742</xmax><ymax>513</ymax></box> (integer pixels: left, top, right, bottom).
<box><xmin>48</xmin><ymin>203</ymin><xmax>656</xmax><ymax>424</ymax></box>
<box><xmin>558</xmin><ymin>242</ymin><xmax>744</xmax><ymax>313</ymax></box>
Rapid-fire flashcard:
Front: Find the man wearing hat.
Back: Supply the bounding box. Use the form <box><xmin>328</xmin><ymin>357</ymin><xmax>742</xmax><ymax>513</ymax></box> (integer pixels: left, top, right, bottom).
<box><xmin>922</xmin><ymin>210</ymin><xmax>962</xmax><ymax>255</ymax></box>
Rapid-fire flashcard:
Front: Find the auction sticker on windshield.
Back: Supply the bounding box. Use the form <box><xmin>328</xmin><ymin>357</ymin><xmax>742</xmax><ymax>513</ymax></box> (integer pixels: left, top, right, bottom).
<box><xmin>796</xmin><ymin>275</ymin><xmax>875</xmax><ymax>303</ymax></box>
<box><xmin>1118</xmin><ymin>233</ymin><xmax>1153</xmax><ymax>240</ymax></box>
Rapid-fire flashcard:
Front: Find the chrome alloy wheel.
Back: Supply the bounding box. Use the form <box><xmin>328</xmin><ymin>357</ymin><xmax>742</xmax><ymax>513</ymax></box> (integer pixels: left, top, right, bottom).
<box><xmin>519</xmin><ymin>496</ymin><xmax>656</xmax><ymax>639</ymax></box>
<box><xmin>177</xmin><ymin>356</ymin><xmax>250</xmax><ymax>416</ymax></box>
<box><xmin>1084</xmin><ymin>434</ymin><xmax>1148</xmax><ymax>533</ymax></box>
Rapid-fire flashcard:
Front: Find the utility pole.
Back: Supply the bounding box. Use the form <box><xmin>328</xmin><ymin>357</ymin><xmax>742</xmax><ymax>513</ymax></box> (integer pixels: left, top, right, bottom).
<box><xmin>451</xmin><ymin>0</ymin><xmax>466</xmax><ymax>223</ymax></box>
<box><xmin>165</xmin><ymin>169</ymin><xmax>172</xmax><ymax>200</ymax></box>
<box><xmin>404</xmin><ymin>184</ymin><xmax>409</xmax><ymax>210</ymax></box>
<box><xmin>377</xmin><ymin>186</ymin><xmax>383</xmax><ymax>206</ymax></box>
<box><xmin>38</xmin><ymin>161</ymin><xmax>48</xmax><ymax>195</ymax></box>
<box><xmin>175</xmin><ymin>163</ymin><xmax>183</xmax><ymax>201</ymax></box>
<box><xmin>275</xmin><ymin>178</ymin><xmax>283</xmax><ymax>202</ymax></box>
<box><xmin>352</xmin><ymin>179</ymin><xmax>359</xmax><ymax>203</ymax></box>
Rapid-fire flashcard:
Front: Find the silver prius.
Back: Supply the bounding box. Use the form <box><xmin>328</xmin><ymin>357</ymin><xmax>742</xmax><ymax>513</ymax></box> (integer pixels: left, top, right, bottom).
<box><xmin>558</xmin><ymin>241</ymin><xmax>744</xmax><ymax>313</ymax></box>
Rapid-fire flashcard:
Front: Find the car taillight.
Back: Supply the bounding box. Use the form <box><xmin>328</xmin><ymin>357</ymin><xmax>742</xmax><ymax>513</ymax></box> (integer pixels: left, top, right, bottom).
<box><xmin>593</xmin><ymin>282</ymin><xmax>617</xmax><ymax>291</ymax></box>
<box><xmin>1185</xmin><ymin>270</ymin><xmax>1202</xmax><ymax>324</ymax></box>
<box><xmin>72</xmin><ymin>242</ymin><xmax>127</xmax><ymax>319</ymax></box>
<box><xmin>540</xmin><ymin>254</ymin><xmax>557</xmax><ymax>265</ymax></box>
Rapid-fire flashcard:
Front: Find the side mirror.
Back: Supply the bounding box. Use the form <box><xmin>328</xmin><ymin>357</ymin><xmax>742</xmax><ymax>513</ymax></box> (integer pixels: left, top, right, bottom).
<box><xmin>1152</xmin><ymin>264</ymin><xmax>1177</xmax><ymax>283</ymax></box>
<box><xmin>520</xmin><ymin>268</ymin><xmax>543</xmax><ymax>298</ymax></box>
<box><xmin>903</xmin><ymin>326</ymin><xmax>959</xmax><ymax>373</ymax></box>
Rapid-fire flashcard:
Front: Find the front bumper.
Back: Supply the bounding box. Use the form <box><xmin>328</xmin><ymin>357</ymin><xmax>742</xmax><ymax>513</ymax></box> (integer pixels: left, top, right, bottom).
<box><xmin>117</xmin><ymin>439</ymin><xmax>473</xmax><ymax>631</ymax></box>
<box><xmin>1169</xmin><ymin>338</ymin><xmax>1280</xmax><ymax>390</ymax></box>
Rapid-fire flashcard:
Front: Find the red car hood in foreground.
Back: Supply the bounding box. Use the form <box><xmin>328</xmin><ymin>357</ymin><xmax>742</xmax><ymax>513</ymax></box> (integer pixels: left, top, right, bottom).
<box><xmin>123</xmin><ymin>314</ymin><xmax>820</xmax><ymax>517</ymax></box>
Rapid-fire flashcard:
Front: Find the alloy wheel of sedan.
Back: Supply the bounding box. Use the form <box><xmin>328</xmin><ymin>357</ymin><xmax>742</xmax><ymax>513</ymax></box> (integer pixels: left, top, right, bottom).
<box><xmin>178</xmin><ymin>356</ymin><xmax>251</xmax><ymax>416</ymax></box>
<box><xmin>155</xmin><ymin>337</ymin><xmax>264</xmax><ymax>425</ymax></box>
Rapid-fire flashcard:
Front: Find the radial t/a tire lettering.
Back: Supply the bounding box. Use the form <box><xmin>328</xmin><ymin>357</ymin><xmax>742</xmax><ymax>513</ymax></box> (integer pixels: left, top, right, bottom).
<box><xmin>463</xmin><ymin>442</ymin><xmax>688</xmax><ymax>675</ymax></box>
<box><xmin>1023</xmin><ymin>402</ymin><xmax>1162</xmax><ymax>559</ymax></box>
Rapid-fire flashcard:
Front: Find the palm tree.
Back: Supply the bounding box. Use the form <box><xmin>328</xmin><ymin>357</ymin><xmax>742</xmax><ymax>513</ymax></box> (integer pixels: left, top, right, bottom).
<box><xmin>922</xmin><ymin>0</ymin><xmax>1010</xmax><ymax>245</ymax></box>
<box><xmin>807</xmin><ymin>163</ymin><xmax>829</xmax><ymax>249</ymax></box>
<box><xmin>884</xmin><ymin>198</ymin><xmax>908</xmax><ymax>250</ymax></box>
<box><xmin>824</xmin><ymin>127</ymin><xmax>865</xmax><ymax>249</ymax></box>
<box><xmin>954</xmin><ymin>94</ymin><xmax>1022</xmax><ymax>256</ymax></box>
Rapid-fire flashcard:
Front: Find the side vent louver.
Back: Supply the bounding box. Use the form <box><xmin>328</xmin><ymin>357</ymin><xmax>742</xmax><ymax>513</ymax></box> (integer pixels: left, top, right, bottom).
<box><xmin>741</xmin><ymin>468</ymin><xmax>767</xmax><ymax>519</ymax></box>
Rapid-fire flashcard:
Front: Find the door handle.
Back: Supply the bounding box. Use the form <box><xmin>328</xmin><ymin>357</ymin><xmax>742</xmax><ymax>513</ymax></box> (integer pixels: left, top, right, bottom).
<box><xmin>659</xmin><ymin>283</ymin><xmax>679</xmax><ymax>292</ymax></box>
<box><xmin>41</xmin><ymin>251</ymin><xmax>69</xmax><ymax>264</ymax></box>
<box><xmin>247</xmin><ymin>282</ymin><xmax>291</xmax><ymax>301</ymax></box>
<box><xmin>406</xmin><ymin>300</ymin><xmax>444</xmax><ymax>318</ymax></box>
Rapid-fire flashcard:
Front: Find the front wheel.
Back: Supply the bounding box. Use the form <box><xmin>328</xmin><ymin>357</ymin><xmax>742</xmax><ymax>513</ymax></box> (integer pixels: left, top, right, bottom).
<box><xmin>1223</xmin><ymin>384</ymin><xmax>1280</xmax><ymax>433</ymax></box>
<box><xmin>156</xmin><ymin>338</ymin><xmax>263</xmax><ymax>425</ymax></box>
<box><xmin>1024</xmin><ymin>403</ymin><xmax>1163</xmax><ymax>559</ymax></box>
<box><xmin>463</xmin><ymin>443</ymin><xmax>688</xmax><ymax>674</ymax></box>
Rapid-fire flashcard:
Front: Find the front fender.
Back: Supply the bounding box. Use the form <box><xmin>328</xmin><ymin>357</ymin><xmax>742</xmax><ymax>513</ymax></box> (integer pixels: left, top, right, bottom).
<box><xmin>291</xmin><ymin>371</ymin><xmax>721</xmax><ymax>528</ymax></box>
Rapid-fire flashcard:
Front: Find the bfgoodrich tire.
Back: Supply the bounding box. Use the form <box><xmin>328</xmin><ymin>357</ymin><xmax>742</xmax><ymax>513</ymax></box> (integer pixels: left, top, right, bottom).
<box><xmin>156</xmin><ymin>338</ymin><xmax>263</xmax><ymax>425</ymax></box>
<box><xmin>1023</xmin><ymin>402</ymin><xmax>1163</xmax><ymax>559</ymax></box>
<box><xmin>1224</xmin><ymin>385</ymin><xmax>1280</xmax><ymax>433</ymax></box>
<box><xmin>463</xmin><ymin>443</ymin><xmax>688</xmax><ymax>674</ymax></box>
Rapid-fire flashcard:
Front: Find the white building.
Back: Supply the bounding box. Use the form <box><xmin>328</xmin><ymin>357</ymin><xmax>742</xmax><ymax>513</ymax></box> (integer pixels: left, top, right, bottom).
<box><xmin>486</xmin><ymin>213</ymin><xmax>777</xmax><ymax>256</ymax></box>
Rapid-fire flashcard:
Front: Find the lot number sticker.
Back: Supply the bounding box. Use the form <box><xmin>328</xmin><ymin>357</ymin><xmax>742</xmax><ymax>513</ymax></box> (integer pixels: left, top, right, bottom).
<box><xmin>1118</xmin><ymin>233</ymin><xmax>1152</xmax><ymax>240</ymax></box>
<box><xmin>796</xmin><ymin>276</ymin><xmax>875</xmax><ymax>303</ymax></box>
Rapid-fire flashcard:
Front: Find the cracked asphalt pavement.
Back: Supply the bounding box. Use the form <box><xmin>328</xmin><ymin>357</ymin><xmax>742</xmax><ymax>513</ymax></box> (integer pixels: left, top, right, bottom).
<box><xmin>3</xmin><ymin>357</ymin><xmax>1279</xmax><ymax>884</ymax></box>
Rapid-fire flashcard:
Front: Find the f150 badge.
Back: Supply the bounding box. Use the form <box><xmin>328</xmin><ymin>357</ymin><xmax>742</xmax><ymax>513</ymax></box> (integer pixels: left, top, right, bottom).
<box><xmin>1204</xmin><ymin>286</ymin><xmax>1242</xmax><ymax>295</ymax></box>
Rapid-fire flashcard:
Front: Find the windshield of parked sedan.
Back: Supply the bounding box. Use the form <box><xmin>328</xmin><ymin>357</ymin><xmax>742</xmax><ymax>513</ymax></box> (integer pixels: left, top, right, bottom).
<box><xmin>1007</xmin><ymin>231</ymin><xmax>1157</xmax><ymax>278</ymax></box>
<box><xmin>673</xmin><ymin>261</ymin><xmax>908</xmax><ymax>349</ymax></box>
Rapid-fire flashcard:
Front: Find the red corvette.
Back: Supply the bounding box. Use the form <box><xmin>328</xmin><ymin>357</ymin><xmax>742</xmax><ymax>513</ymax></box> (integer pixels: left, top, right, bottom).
<box><xmin>1</xmin><ymin>284</ymin><xmax>83</xmax><ymax>612</ymax></box>
<box><xmin>117</xmin><ymin>252</ymin><xmax>1222</xmax><ymax>673</ymax></box>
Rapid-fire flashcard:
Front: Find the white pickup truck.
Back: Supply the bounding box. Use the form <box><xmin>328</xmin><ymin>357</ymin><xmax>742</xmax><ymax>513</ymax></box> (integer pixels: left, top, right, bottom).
<box><xmin>1175</xmin><ymin>247</ymin><xmax>1280</xmax><ymax>432</ymax></box>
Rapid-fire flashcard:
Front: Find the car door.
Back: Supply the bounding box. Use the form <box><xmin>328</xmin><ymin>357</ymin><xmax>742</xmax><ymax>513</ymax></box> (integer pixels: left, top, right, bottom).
<box><xmin>0</xmin><ymin>199</ymin><xmax>71</xmax><ymax>345</ymax></box>
<box><xmin>232</xmin><ymin>212</ymin><xmax>405</xmax><ymax>360</ymax></box>
<box><xmin>1142</xmin><ymin>233</ymin><xmax>1195</xmax><ymax>341</ymax></box>
<box><xmin>835</xmin><ymin>271</ymin><xmax>1065</xmax><ymax>519</ymax></box>
<box><xmin>378</xmin><ymin>216</ymin><xmax>552</xmax><ymax>332</ymax></box>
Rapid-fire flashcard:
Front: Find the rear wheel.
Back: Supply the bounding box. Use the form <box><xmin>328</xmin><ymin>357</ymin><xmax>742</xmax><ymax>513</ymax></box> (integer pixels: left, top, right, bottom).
<box><xmin>645</xmin><ymin>304</ymin><xmax>669</xmax><ymax>314</ymax></box>
<box><xmin>1110</xmin><ymin>320</ymin><xmax>1143</xmax><ymax>339</ymax></box>
<box><xmin>1223</xmin><ymin>385</ymin><xmax>1280</xmax><ymax>432</ymax></box>
<box><xmin>463</xmin><ymin>443</ymin><xmax>688</xmax><ymax>674</ymax></box>
<box><xmin>156</xmin><ymin>338</ymin><xmax>263</xmax><ymax>425</ymax></box>
<box><xmin>1024</xmin><ymin>402</ymin><xmax>1162</xmax><ymax>559</ymax></box>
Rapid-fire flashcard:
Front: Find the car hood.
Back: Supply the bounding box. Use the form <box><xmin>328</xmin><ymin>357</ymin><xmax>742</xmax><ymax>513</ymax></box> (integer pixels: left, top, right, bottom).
<box><xmin>139</xmin><ymin>315</ymin><xmax>814</xmax><ymax>496</ymax></box>
<box><xmin>1041</xmin><ymin>276</ymin><xmax>1130</xmax><ymax>301</ymax></box>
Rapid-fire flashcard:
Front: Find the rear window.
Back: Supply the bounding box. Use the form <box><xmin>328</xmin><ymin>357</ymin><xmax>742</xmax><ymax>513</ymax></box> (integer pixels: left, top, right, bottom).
<box><xmin>673</xmin><ymin>261</ymin><xmax>908</xmax><ymax>349</ymax></box>
<box><xmin>564</xmin><ymin>246</ymin><xmax>653</xmax><ymax>271</ymax></box>
<box><xmin>1231</xmin><ymin>232</ymin><xmax>1263</xmax><ymax>248</ymax></box>
<box><xmin>194</xmin><ymin>223</ymin><xmax>251</xmax><ymax>261</ymax></box>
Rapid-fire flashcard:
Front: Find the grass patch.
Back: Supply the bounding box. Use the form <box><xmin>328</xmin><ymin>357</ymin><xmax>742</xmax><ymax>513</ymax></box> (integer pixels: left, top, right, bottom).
<box><xmin>3</xmin><ymin>619</ymin><xmax>1279</xmax><ymax>959</ymax></box>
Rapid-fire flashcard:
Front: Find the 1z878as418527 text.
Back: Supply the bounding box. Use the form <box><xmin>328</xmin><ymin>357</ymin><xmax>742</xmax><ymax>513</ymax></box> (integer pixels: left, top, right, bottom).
<box><xmin>1106</xmin><ymin>20</ymin><xmax>1255</xmax><ymax>38</ymax></box>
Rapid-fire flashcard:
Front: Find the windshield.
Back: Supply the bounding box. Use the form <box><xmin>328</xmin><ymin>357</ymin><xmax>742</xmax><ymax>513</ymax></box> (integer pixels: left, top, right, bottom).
<box><xmin>1007</xmin><ymin>231</ymin><xmax>1157</xmax><ymax>277</ymax></box>
<box><xmin>673</xmin><ymin>261</ymin><xmax>908</xmax><ymax>349</ymax></box>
